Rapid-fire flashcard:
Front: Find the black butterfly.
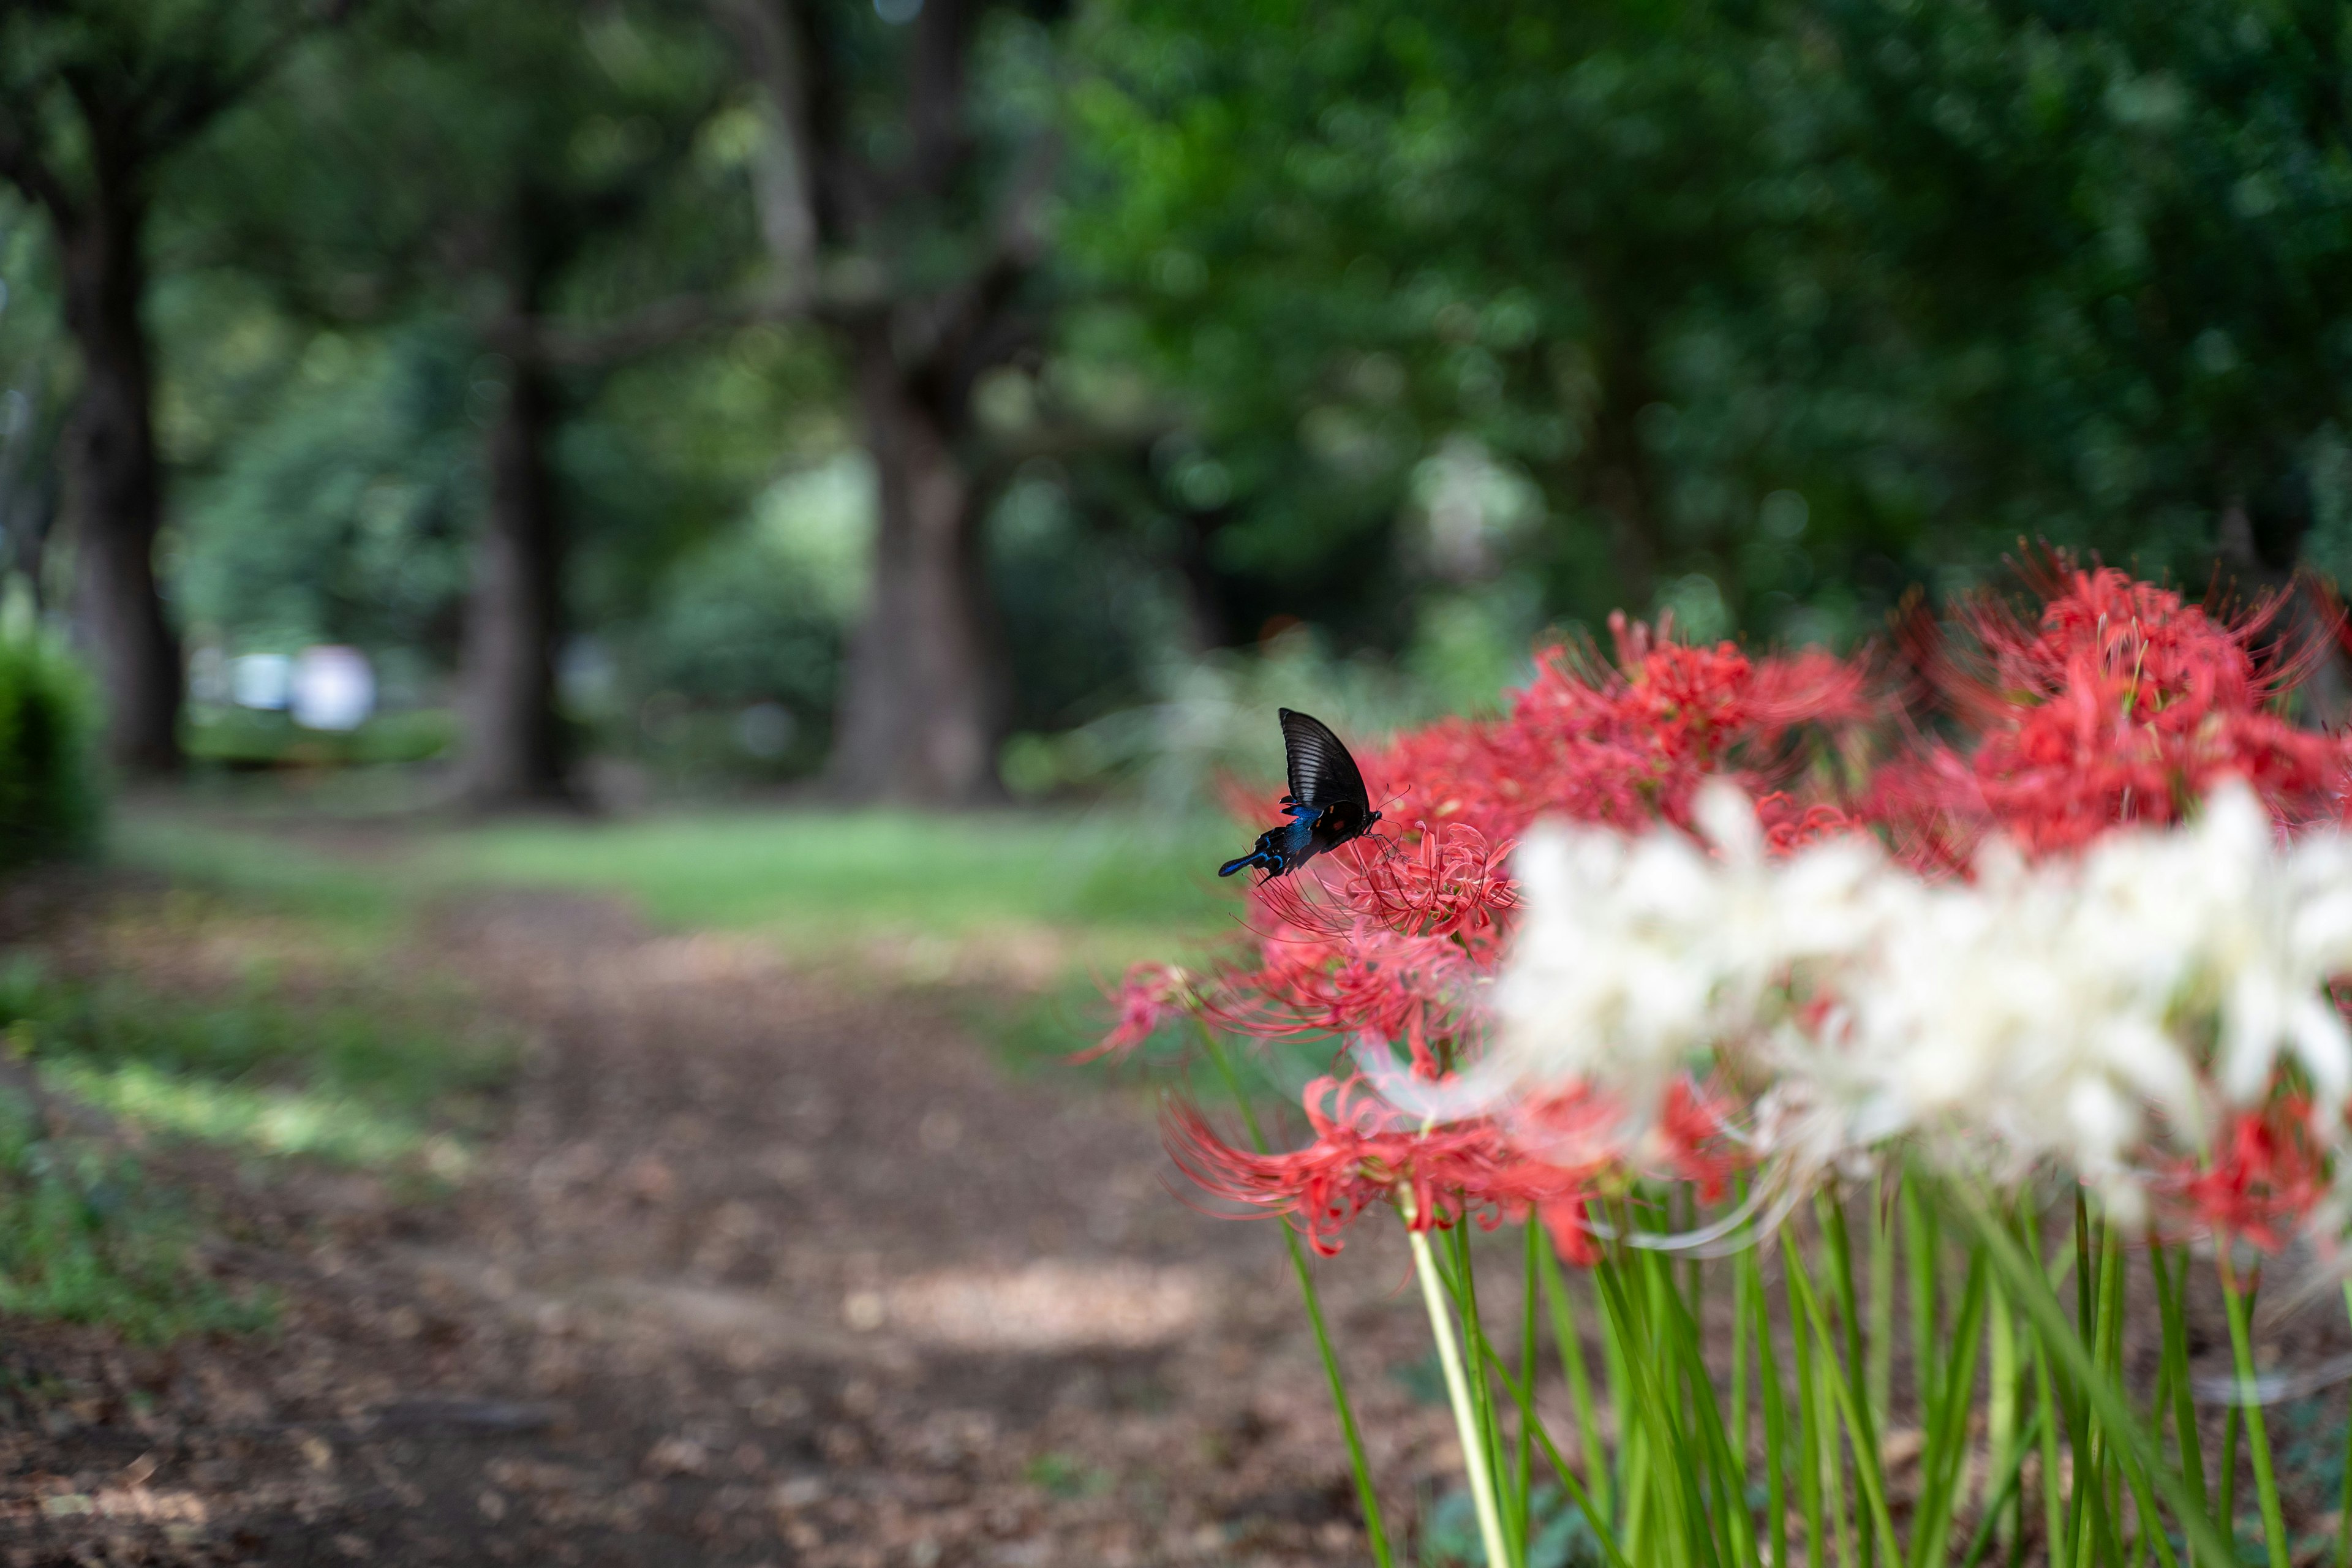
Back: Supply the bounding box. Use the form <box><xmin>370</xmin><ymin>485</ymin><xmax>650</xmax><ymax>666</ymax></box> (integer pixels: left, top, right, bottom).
<box><xmin>1218</xmin><ymin>709</ymin><xmax>1382</xmax><ymax>881</ymax></box>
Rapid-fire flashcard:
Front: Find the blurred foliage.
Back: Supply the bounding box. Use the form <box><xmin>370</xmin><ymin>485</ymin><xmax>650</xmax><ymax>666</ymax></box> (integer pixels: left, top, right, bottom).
<box><xmin>614</xmin><ymin>454</ymin><xmax>871</xmax><ymax>775</ymax></box>
<box><xmin>6</xmin><ymin>0</ymin><xmax>2346</xmax><ymax>794</ymax></box>
<box><xmin>0</xmin><ymin>950</ymin><xmax>511</xmax><ymax>1167</ymax></box>
<box><xmin>0</xmin><ymin>589</ymin><xmax>99</xmax><ymax>870</ymax></box>
<box><xmin>1000</xmin><ymin>599</ymin><xmax>1534</xmax><ymax>809</ymax></box>
<box><xmin>172</xmin><ymin>325</ymin><xmax>477</xmax><ymax>660</ymax></box>
<box><xmin>182</xmin><ymin>704</ymin><xmax>456</xmax><ymax>769</ymax></box>
<box><xmin>1060</xmin><ymin>0</ymin><xmax>2352</xmax><ymax>654</ymax></box>
<box><xmin>0</xmin><ymin>1090</ymin><xmax>273</xmax><ymax>1343</ymax></box>
<box><xmin>1422</xmin><ymin>1482</ymin><xmax>1604</xmax><ymax>1568</ymax></box>
<box><xmin>155</xmin><ymin>0</ymin><xmax>826</xmax><ymax>774</ymax></box>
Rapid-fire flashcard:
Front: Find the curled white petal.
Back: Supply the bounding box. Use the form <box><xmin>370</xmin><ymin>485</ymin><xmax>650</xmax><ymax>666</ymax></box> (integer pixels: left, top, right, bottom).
<box><xmin>1491</xmin><ymin>777</ymin><xmax>2352</xmax><ymax>1218</ymax></box>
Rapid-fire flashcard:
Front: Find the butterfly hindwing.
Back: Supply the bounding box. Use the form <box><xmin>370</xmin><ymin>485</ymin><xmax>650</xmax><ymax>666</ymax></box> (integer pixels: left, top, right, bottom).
<box><xmin>1278</xmin><ymin>707</ymin><xmax>1370</xmax><ymax>813</ymax></box>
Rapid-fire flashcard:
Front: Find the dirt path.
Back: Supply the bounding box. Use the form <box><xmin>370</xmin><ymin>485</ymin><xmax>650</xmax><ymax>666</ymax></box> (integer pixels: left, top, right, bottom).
<box><xmin>0</xmin><ymin>888</ymin><xmax>1455</xmax><ymax>1567</ymax></box>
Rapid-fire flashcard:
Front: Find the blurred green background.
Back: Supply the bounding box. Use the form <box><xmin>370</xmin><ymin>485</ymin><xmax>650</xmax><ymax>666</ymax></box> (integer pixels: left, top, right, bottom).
<box><xmin>4</xmin><ymin>0</ymin><xmax>2345</xmax><ymax>825</ymax></box>
<box><xmin>0</xmin><ymin>0</ymin><xmax>2350</xmax><ymax>1513</ymax></box>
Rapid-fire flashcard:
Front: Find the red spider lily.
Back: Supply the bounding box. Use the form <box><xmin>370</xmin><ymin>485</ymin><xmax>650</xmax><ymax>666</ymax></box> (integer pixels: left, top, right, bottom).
<box><xmin>1645</xmin><ymin>1077</ymin><xmax>1748</xmax><ymax>1203</ymax></box>
<box><xmin>1369</xmin><ymin>620</ymin><xmax>1871</xmax><ymax>845</ymax></box>
<box><xmin>2152</xmin><ymin>1099</ymin><xmax>2327</xmax><ymax>1252</ymax></box>
<box><xmin>1166</xmin><ymin>1075</ymin><xmax>1613</xmax><ymax>1259</ymax></box>
<box><xmin>1343</xmin><ymin>821</ymin><xmax>1519</xmax><ymax>940</ymax></box>
<box><xmin>1200</xmin><ymin>616</ymin><xmax>1875</xmax><ymax>1078</ymax></box>
<box><xmin>1155</xmin><ymin>611</ymin><xmax>1871</xmax><ymax>1274</ymax></box>
<box><xmin>1210</xmin><ymin>927</ymin><xmax>1485</xmax><ymax>1076</ymax></box>
<box><xmin>1880</xmin><ymin>558</ymin><xmax>2352</xmax><ymax>865</ymax></box>
<box><xmin>1490</xmin><ymin>1087</ymin><xmax>1626</xmax><ymax>1263</ymax></box>
<box><xmin>1074</xmin><ymin>963</ymin><xmax>1199</xmax><ymax>1064</ymax></box>
<box><xmin>1754</xmin><ymin>792</ymin><xmax>1868</xmax><ymax>854</ymax></box>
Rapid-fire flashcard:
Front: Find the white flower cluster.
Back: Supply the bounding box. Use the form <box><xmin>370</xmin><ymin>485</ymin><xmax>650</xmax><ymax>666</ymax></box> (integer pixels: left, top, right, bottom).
<box><xmin>1492</xmin><ymin>780</ymin><xmax>2352</xmax><ymax>1224</ymax></box>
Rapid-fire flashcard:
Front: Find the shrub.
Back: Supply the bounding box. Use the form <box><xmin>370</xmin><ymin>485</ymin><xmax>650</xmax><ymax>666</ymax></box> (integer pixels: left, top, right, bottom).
<box><xmin>0</xmin><ymin>609</ymin><xmax>99</xmax><ymax>871</ymax></box>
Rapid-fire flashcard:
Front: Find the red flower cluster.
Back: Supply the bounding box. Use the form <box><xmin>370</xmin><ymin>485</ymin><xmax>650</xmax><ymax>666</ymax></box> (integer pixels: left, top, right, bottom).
<box><xmin>1200</xmin><ymin>619</ymin><xmax>1875</xmax><ymax>1072</ymax></box>
<box><xmin>1373</xmin><ymin>612</ymin><xmax>1871</xmax><ymax>842</ymax></box>
<box><xmin>1140</xmin><ymin>614</ymin><xmax>1875</xmax><ymax>1256</ymax></box>
<box><xmin>2153</xmin><ymin>1100</ymin><xmax>2326</xmax><ymax>1251</ymax></box>
<box><xmin>1875</xmin><ymin>560</ymin><xmax>2352</xmax><ymax>867</ymax></box>
<box><xmin>1098</xmin><ymin>559</ymin><xmax>2352</xmax><ymax>1261</ymax></box>
<box><xmin>1166</xmin><ymin>1075</ymin><xmax>1612</xmax><ymax>1261</ymax></box>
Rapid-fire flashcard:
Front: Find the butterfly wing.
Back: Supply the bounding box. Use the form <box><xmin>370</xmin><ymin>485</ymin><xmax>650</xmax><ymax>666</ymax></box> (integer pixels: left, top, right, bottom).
<box><xmin>1278</xmin><ymin>708</ymin><xmax>1371</xmax><ymax>812</ymax></box>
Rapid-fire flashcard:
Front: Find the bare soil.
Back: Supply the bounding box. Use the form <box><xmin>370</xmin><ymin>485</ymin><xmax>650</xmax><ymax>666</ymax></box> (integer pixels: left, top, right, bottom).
<box><xmin>0</xmin><ymin>875</ymin><xmax>1458</xmax><ymax>1567</ymax></box>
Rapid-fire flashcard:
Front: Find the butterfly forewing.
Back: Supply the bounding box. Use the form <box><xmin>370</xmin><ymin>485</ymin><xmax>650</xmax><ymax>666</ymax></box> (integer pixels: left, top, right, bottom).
<box><xmin>1278</xmin><ymin>707</ymin><xmax>1371</xmax><ymax>812</ymax></box>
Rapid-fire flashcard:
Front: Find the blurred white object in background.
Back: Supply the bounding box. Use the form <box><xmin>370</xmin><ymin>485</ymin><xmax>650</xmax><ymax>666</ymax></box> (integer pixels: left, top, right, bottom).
<box><xmin>292</xmin><ymin>645</ymin><xmax>375</xmax><ymax>731</ymax></box>
<box><xmin>736</xmin><ymin>701</ymin><xmax>795</xmax><ymax>760</ymax></box>
<box><xmin>229</xmin><ymin>652</ymin><xmax>292</xmax><ymax>710</ymax></box>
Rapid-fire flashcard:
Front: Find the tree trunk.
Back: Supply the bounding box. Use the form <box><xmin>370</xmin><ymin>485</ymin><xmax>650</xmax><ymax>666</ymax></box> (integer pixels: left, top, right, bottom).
<box><xmin>58</xmin><ymin>197</ymin><xmax>182</xmax><ymax>774</ymax></box>
<box><xmin>456</xmin><ymin>355</ymin><xmax>571</xmax><ymax>806</ymax></box>
<box><xmin>828</xmin><ymin>322</ymin><xmax>1006</xmax><ymax>804</ymax></box>
<box><xmin>0</xmin><ymin>361</ymin><xmax>62</xmax><ymax>609</ymax></box>
<box><xmin>1585</xmin><ymin>339</ymin><xmax>1662</xmax><ymax>616</ymax></box>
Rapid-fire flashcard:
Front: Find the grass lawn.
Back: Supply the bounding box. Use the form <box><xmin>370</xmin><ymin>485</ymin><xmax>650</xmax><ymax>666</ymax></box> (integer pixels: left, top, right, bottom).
<box><xmin>426</xmin><ymin>807</ymin><xmax>1240</xmax><ymax>952</ymax></box>
<box><xmin>426</xmin><ymin>807</ymin><xmax>1254</xmax><ymax>1070</ymax></box>
<box><xmin>108</xmin><ymin>797</ymin><xmax>1259</xmax><ymax>1069</ymax></box>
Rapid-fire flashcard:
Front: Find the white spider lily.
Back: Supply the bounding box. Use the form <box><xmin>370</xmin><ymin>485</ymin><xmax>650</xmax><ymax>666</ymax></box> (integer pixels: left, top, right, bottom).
<box><xmin>1493</xmin><ymin>778</ymin><xmax>2352</xmax><ymax>1221</ymax></box>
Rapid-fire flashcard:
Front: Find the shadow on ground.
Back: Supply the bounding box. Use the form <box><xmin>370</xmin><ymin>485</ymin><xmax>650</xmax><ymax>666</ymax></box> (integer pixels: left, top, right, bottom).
<box><xmin>0</xmin><ymin>870</ymin><xmax>1458</xmax><ymax>1567</ymax></box>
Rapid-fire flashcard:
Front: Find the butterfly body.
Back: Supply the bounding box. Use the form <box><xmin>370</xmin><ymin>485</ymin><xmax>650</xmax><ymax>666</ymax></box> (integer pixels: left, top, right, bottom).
<box><xmin>1219</xmin><ymin>709</ymin><xmax>1382</xmax><ymax>881</ymax></box>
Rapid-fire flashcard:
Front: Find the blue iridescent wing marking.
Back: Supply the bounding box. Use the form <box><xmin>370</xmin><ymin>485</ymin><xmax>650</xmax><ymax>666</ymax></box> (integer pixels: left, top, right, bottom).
<box><xmin>1220</xmin><ymin>710</ymin><xmax>1382</xmax><ymax>881</ymax></box>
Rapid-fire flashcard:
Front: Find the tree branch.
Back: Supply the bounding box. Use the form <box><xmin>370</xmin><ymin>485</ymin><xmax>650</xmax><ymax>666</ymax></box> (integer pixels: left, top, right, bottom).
<box><xmin>145</xmin><ymin>1</ymin><xmax>334</xmax><ymax>149</ymax></box>
<box><xmin>709</xmin><ymin>0</ymin><xmax>820</xmax><ymax>279</ymax></box>
<box><xmin>896</xmin><ymin>126</ymin><xmax>1060</xmax><ymax>389</ymax></box>
<box><xmin>0</xmin><ymin>106</ymin><xmax>75</xmax><ymax>222</ymax></box>
<box><xmin>484</xmin><ymin>269</ymin><xmax>885</xmax><ymax>369</ymax></box>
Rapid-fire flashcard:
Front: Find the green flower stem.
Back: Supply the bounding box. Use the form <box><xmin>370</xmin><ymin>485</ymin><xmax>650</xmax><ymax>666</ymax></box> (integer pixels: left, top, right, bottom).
<box><xmin>2337</xmin><ymin>1282</ymin><xmax>2352</xmax><ymax>1568</ymax></box>
<box><xmin>1955</xmin><ymin>1404</ymin><xmax>2044</xmax><ymax>1568</ymax></box>
<box><xmin>1904</xmin><ymin>1181</ymin><xmax>1940</xmax><ymax>1420</ymax></box>
<box><xmin>1987</xmin><ymin>1274</ymin><xmax>2019</xmax><ymax>1534</ymax></box>
<box><xmin>1946</xmin><ymin>1182</ymin><xmax>2234</xmax><ymax>1568</ymax></box>
<box><xmin>1787</xmin><ymin>1249</ymin><xmax>1902</xmax><ymax>1563</ymax></box>
<box><xmin>1191</xmin><ymin>1023</ymin><xmax>1393</xmax><ymax>1568</ymax></box>
<box><xmin>1446</xmin><ymin>1219</ymin><xmax>1517</xmax><ymax>1558</ymax></box>
<box><xmin>1748</xmin><ymin>1237</ymin><xmax>1791</xmax><ymax>1568</ymax></box>
<box><xmin>1905</xmin><ymin>1251</ymin><xmax>1986</xmax><ymax>1568</ymax></box>
<box><xmin>1785</xmin><ymin>1228</ymin><xmax>1828</xmax><ymax>1568</ymax></box>
<box><xmin>1819</xmin><ymin>1196</ymin><xmax>1887</xmax><ymax>1568</ymax></box>
<box><xmin>1593</xmin><ymin>1250</ymin><xmax>1696</xmax><ymax>1566</ymax></box>
<box><xmin>2097</xmin><ymin>1235</ymin><xmax>2177</xmax><ymax>1568</ymax></box>
<box><xmin>1404</xmin><ymin>1200</ymin><xmax>1512</xmax><ymax>1568</ymax></box>
<box><xmin>2078</xmin><ymin>1221</ymin><xmax>2127</xmax><ymax>1568</ymax></box>
<box><xmin>1537</xmin><ymin>1241</ymin><xmax>1613</xmax><ymax>1529</ymax></box>
<box><xmin>1731</xmin><ymin>1202</ymin><xmax>1752</xmax><ymax>1451</ymax></box>
<box><xmin>2152</xmin><ymin>1244</ymin><xmax>2207</xmax><ymax>1515</ymax></box>
<box><xmin>2220</xmin><ymin>1403</ymin><xmax>2241</xmax><ymax>1549</ymax></box>
<box><xmin>2215</xmin><ymin>1243</ymin><xmax>2290</xmax><ymax>1568</ymax></box>
<box><xmin>2065</xmin><ymin>1196</ymin><xmax>2117</xmax><ymax>1568</ymax></box>
<box><xmin>2034</xmin><ymin>1335</ymin><xmax>2069</xmax><ymax>1565</ymax></box>
<box><xmin>1821</xmin><ymin>1349</ymin><xmax>1858</xmax><ymax>1568</ymax></box>
<box><xmin>1516</xmin><ymin>1221</ymin><xmax>1540</xmax><ymax>1557</ymax></box>
<box><xmin>1869</xmin><ymin>1174</ymin><xmax>1894</xmax><ymax>1428</ymax></box>
<box><xmin>1475</xmin><ymin>1335</ymin><xmax>1636</xmax><ymax>1568</ymax></box>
